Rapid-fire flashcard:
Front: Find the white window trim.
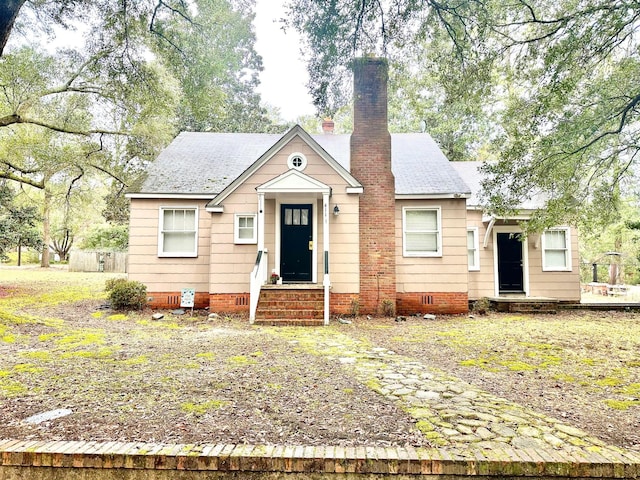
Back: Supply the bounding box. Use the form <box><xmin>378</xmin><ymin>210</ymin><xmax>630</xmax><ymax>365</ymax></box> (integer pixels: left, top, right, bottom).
<box><xmin>402</xmin><ymin>206</ymin><xmax>442</xmax><ymax>257</ymax></box>
<box><xmin>234</xmin><ymin>213</ymin><xmax>258</xmax><ymax>244</ymax></box>
<box><xmin>467</xmin><ymin>227</ymin><xmax>480</xmax><ymax>271</ymax></box>
<box><xmin>158</xmin><ymin>206</ymin><xmax>199</xmax><ymax>257</ymax></box>
<box><xmin>542</xmin><ymin>227</ymin><xmax>572</xmax><ymax>272</ymax></box>
<box><xmin>287</xmin><ymin>152</ymin><xmax>307</xmax><ymax>171</ymax></box>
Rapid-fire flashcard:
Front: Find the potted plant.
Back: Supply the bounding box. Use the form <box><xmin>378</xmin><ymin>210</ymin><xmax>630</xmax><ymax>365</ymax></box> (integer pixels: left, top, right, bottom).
<box><xmin>270</xmin><ymin>272</ymin><xmax>279</xmax><ymax>284</ymax></box>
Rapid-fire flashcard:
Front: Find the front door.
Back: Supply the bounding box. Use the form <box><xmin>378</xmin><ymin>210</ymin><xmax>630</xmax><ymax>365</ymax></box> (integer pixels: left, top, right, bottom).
<box><xmin>497</xmin><ymin>232</ymin><xmax>524</xmax><ymax>292</ymax></box>
<box><xmin>280</xmin><ymin>204</ymin><xmax>312</xmax><ymax>282</ymax></box>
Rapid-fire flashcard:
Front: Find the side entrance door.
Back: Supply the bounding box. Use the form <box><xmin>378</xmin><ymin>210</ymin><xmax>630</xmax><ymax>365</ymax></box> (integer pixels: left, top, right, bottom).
<box><xmin>497</xmin><ymin>232</ymin><xmax>524</xmax><ymax>292</ymax></box>
<box><xmin>280</xmin><ymin>204</ymin><xmax>312</xmax><ymax>282</ymax></box>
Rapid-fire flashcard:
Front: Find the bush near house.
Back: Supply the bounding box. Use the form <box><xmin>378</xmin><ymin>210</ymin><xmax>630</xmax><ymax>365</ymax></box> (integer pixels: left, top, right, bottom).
<box><xmin>105</xmin><ymin>278</ymin><xmax>147</xmax><ymax>310</ymax></box>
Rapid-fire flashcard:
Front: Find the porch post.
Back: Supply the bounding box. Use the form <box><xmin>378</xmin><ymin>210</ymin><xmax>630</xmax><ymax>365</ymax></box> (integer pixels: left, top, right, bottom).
<box><xmin>257</xmin><ymin>192</ymin><xmax>265</xmax><ymax>251</ymax></box>
<box><xmin>323</xmin><ymin>192</ymin><xmax>330</xmax><ymax>325</ymax></box>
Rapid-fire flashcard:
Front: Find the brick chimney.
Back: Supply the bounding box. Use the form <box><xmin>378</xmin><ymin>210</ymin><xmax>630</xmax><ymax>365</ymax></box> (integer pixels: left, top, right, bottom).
<box><xmin>322</xmin><ymin>118</ymin><xmax>334</xmax><ymax>134</ymax></box>
<box><xmin>350</xmin><ymin>57</ymin><xmax>396</xmax><ymax>315</ymax></box>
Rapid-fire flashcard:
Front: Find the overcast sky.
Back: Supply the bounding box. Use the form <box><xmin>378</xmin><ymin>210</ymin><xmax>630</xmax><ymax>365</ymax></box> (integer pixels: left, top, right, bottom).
<box><xmin>253</xmin><ymin>0</ymin><xmax>316</xmax><ymax>121</ymax></box>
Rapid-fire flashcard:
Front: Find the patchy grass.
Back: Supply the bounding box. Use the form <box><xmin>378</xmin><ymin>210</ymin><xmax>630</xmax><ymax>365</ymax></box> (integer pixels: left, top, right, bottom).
<box><xmin>2</xmin><ymin>267</ymin><xmax>640</xmax><ymax>450</ymax></box>
<box><xmin>0</xmin><ymin>267</ymin><xmax>424</xmax><ymax>447</ymax></box>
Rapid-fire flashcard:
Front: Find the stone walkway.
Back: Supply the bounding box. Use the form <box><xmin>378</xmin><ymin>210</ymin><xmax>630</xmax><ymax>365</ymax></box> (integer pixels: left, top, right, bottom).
<box><xmin>278</xmin><ymin>328</ymin><xmax>633</xmax><ymax>459</ymax></box>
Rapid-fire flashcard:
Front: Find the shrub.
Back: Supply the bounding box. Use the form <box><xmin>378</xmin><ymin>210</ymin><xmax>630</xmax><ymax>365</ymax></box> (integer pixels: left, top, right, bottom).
<box><xmin>107</xmin><ymin>279</ymin><xmax>147</xmax><ymax>310</ymax></box>
<box><xmin>105</xmin><ymin>277</ymin><xmax>127</xmax><ymax>292</ymax></box>
<box><xmin>472</xmin><ymin>297</ymin><xmax>491</xmax><ymax>315</ymax></box>
<box><xmin>349</xmin><ymin>298</ymin><xmax>360</xmax><ymax>317</ymax></box>
<box><xmin>380</xmin><ymin>298</ymin><xmax>396</xmax><ymax>317</ymax></box>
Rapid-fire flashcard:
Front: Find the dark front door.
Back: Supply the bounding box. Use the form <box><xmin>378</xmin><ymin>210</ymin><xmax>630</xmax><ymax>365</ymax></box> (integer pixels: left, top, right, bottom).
<box><xmin>280</xmin><ymin>204</ymin><xmax>312</xmax><ymax>282</ymax></box>
<box><xmin>497</xmin><ymin>232</ymin><xmax>524</xmax><ymax>292</ymax></box>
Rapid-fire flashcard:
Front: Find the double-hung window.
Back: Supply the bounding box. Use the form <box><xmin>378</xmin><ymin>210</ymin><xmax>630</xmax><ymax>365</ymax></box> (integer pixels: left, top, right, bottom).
<box><xmin>158</xmin><ymin>207</ymin><xmax>198</xmax><ymax>257</ymax></box>
<box><xmin>234</xmin><ymin>213</ymin><xmax>257</xmax><ymax>244</ymax></box>
<box><xmin>542</xmin><ymin>227</ymin><xmax>571</xmax><ymax>271</ymax></box>
<box><xmin>402</xmin><ymin>207</ymin><xmax>441</xmax><ymax>257</ymax></box>
<box><xmin>467</xmin><ymin>227</ymin><xmax>480</xmax><ymax>270</ymax></box>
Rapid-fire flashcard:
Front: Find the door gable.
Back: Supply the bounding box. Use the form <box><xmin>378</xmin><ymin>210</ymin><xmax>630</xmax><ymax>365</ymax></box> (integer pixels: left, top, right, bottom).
<box><xmin>257</xmin><ymin>169</ymin><xmax>331</xmax><ymax>195</ymax></box>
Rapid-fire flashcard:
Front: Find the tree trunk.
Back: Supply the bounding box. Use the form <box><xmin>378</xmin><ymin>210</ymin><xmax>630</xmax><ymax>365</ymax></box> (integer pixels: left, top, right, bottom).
<box><xmin>41</xmin><ymin>188</ymin><xmax>51</xmax><ymax>268</ymax></box>
<box><xmin>0</xmin><ymin>0</ymin><xmax>26</xmax><ymax>56</ymax></box>
<box><xmin>17</xmin><ymin>243</ymin><xmax>21</xmax><ymax>266</ymax></box>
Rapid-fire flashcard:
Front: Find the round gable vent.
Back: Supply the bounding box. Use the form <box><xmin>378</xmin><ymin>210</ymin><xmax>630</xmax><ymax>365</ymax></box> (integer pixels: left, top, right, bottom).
<box><xmin>287</xmin><ymin>152</ymin><xmax>307</xmax><ymax>171</ymax></box>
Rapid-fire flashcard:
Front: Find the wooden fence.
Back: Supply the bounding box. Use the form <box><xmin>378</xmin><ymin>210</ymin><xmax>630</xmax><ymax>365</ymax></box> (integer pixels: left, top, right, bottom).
<box><xmin>68</xmin><ymin>250</ymin><xmax>127</xmax><ymax>273</ymax></box>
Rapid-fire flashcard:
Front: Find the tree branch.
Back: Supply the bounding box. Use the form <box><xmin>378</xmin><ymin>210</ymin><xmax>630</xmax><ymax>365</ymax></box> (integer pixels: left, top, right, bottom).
<box><xmin>0</xmin><ymin>170</ymin><xmax>44</xmax><ymax>189</ymax></box>
<box><xmin>0</xmin><ymin>113</ymin><xmax>127</xmax><ymax>136</ymax></box>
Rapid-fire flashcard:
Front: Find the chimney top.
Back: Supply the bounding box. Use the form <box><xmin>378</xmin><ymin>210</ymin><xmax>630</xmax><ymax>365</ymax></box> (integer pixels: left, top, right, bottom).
<box><xmin>322</xmin><ymin>118</ymin><xmax>335</xmax><ymax>134</ymax></box>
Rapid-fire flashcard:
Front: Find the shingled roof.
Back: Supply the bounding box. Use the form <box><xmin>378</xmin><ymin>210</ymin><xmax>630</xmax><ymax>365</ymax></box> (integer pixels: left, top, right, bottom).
<box><xmin>135</xmin><ymin>128</ymin><xmax>471</xmax><ymax>198</ymax></box>
<box><xmin>451</xmin><ymin>161</ymin><xmax>544</xmax><ymax>210</ymax></box>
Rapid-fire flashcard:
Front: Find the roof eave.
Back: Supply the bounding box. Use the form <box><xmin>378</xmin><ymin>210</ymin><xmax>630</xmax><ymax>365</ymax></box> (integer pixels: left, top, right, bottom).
<box><xmin>127</xmin><ymin>193</ymin><xmax>216</xmax><ymax>200</ymax></box>
<box><xmin>395</xmin><ymin>193</ymin><xmax>471</xmax><ymax>200</ymax></box>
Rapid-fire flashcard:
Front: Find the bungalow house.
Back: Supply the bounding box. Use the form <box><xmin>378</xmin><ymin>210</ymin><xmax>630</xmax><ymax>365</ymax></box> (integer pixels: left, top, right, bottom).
<box><xmin>127</xmin><ymin>58</ymin><xmax>580</xmax><ymax>325</ymax></box>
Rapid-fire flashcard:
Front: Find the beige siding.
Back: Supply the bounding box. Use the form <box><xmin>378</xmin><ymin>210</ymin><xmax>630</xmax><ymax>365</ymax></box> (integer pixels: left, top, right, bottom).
<box><xmin>128</xmin><ymin>198</ymin><xmax>211</xmax><ymax>292</ymax></box>
<box><xmin>395</xmin><ymin>199</ymin><xmax>468</xmax><ymax>293</ymax></box>
<box><xmin>209</xmin><ymin>137</ymin><xmax>360</xmax><ymax>295</ymax></box>
<box><xmin>467</xmin><ymin>210</ymin><xmax>496</xmax><ymax>299</ymax></box>
<box><xmin>528</xmin><ymin>226</ymin><xmax>581</xmax><ymax>301</ymax></box>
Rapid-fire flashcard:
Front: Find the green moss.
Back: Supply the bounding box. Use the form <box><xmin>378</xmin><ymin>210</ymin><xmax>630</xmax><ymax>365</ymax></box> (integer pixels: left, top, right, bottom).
<box><xmin>181</xmin><ymin>400</ymin><xmax>228</xmax><ymax>415</ymax></box>
<box><xmin>459</xmin><ymin>357</ymin><xmax>500</xmax><ymax>371</ymax></box>
<box><xmin>595</xmin><ymin>377</ymin><xmax>622</xmax><ymax>387</ymax></box>
<box><xmin>20</xmin><ymin>350</ymin><xmax>52</xmax><ymax>361</ymax></box>
<box><xmin>498</xmin><ymin>360</ymin><xmax>537</xmax><ymax>371</ymax></box>
<box><xmin>59</xmin><ymin>347</ymin><xmax>115</xmax><ymax>359</ymax></box>
<box><xmin>519</xmin><ymin>341</ymin><xmax>557</xmax><ymax>350</ymax></box>
<box><xmin>342</xmin><ymin>388</ymin><xmax>354</xmax><ymax>395</ymax></box>
<box><xmin>227</xmin><ymin>355</ymin><xmax>257</xmax><ymax>366</ymax></box>
<box><xmin>552</xmin><ymin>373</ymin><xmax>575</xmax><ymax>382</ymax></box>
<box><xmin>107</xmin><ymin>313</ymin><xmax>128</xmax><ymax>321</ymax></box>
<box><xmin>0</xmin><ymin>379</ymin><xmax>28</xmax><ymax>396</ymax></box>
<box><xmin>121</xmin><ymin>355</ymin><xmax>149</xmax><ymax>365</ymax></box>
<box><xmin>195</xmin><ymin>352</ymin><xmax>216</xmax><ymax>361</ymax></box>
<box><xmin>2</xmin><ymin>334</ymin><xmax>16</xmax><ymax>343</ymax></box>
<box><xmin>91</xmin><ymin>311</ymin><xmax>104</xmax><ymax>318</ymax></box>
<box><xmin>38</xmin><ymin>333</ymin><xmax>58</xmax><ymax>342</ymax></box>
<box><xmin>364</xmin><ymin>378</ymin><xmax>382</xmax><ymax>392</ymax></box>
<box><xmin>604</xmin><ymin>399</ymin><xmax>640</xmax><ymax>410</ymax></box>
<box><xmin>415</xmin><ymin>420</ymin><xmax>435</xmax><ymax>433</ymax></box>
<box><xmin>423</xmin><ymin>431</ymin><xmax>448</xmax><ymax>446</ymax></box>
<box><xmin>56</xmin><ymin>331</ymin><xmax>105</xmax><ymax>348</ymax></box>
<box><xmin>617</xmin><ymin>383</ymin><xmax>640</xmax><ymax>395</ymax></box>
<box><xmin>13</xmin><ymin>363</ymin><xmax>43</xmax><ymax>374</ymax></box>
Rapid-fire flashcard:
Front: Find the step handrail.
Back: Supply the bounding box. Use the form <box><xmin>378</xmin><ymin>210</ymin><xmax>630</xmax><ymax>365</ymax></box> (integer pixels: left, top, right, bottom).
<box><xmin>249</xmin><ymin>249</ymin><xmax>268</xmax><ymax>323</ymax></box>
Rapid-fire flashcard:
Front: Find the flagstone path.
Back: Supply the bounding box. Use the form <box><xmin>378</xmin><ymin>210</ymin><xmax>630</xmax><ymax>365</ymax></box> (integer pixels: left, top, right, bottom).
<box><xmin>275</xmin><ymin>328</ymin><xmax>633</xmax><ymax>459</ymax></box>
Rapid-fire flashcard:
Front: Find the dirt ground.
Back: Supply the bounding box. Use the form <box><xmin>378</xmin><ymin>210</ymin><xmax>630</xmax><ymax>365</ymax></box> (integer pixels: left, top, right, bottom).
<box><xmin>1</xmin><ymin>272</ymin><xmax>639</xmax><ymax>450</ymax></box>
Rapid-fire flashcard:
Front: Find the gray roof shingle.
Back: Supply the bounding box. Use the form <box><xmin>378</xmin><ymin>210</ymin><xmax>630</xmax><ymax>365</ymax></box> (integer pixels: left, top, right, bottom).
<box><xmin>137</xmin><ymin>130</ymin><xmax>471</xmax><ymax>197</ymax></box>
<box><xmin>451</xmin><ymin>161</ymin><xmax>545</xmax><ymax>210</ymax></box>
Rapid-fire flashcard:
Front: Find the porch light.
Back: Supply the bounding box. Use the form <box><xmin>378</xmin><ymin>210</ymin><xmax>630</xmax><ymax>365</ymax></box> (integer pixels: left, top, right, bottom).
<box><xmin>333</xmin><ymin>205</ymin><xmax>340</xmax><ymax>216</ymax></box>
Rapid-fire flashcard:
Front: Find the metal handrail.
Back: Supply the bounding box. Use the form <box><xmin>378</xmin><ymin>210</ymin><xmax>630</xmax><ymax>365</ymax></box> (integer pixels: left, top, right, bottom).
<box><xmin>249</xmin><ymin>249</ymin><xmax>268</xmax><ymax>323</ymax></box>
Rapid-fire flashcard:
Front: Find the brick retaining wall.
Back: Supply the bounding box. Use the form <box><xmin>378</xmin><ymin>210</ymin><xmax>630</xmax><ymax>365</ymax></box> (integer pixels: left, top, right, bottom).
<box><xmin>1</xmin><ymin>440</ymin><xmax>639</xmax><ymax>479</ymax></box>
